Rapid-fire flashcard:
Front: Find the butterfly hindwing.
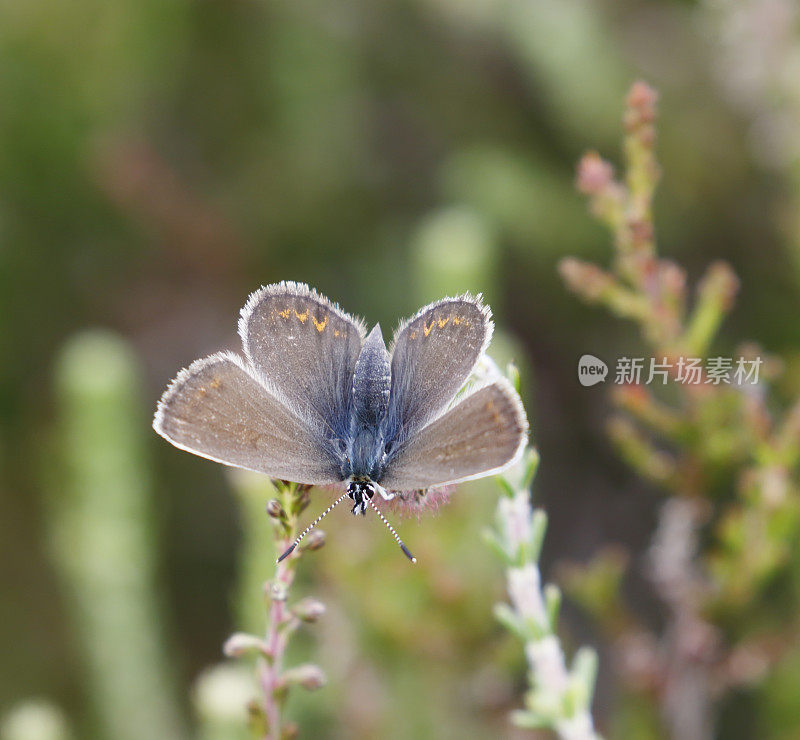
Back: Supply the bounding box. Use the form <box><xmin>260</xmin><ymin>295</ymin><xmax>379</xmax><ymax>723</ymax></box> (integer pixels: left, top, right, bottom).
<box><xmin>154</xmin><ymin>352</ymin><xmax>341</xmax><ymax>485</ymax></box>
<box><xmin>379</xmin><ymin>379</ymin><xmax>527</xmax><ymax>491</ymax></box>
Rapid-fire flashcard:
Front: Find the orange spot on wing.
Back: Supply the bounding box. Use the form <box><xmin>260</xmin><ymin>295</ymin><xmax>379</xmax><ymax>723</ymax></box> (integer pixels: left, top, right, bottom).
<box><xmin>410</xmin><ymin>330</ymin><xmax>418</xmax><ymax>339</ymax></box>
<box><xmin>424</xmin><ymin>320</ymin><xmax>435</xmax><ymax>337</ymax></box>
<box><xmin>294</xmin><ymin>309</ymin><xmax>309</xmax><ymax>323</ymax></box>
<box><xmin>451</xmin><ymin>316</ymin><xmax>462</xmax><ymax>325</ymax></box>
<box><xmin>210</xmin><ymin>377</ymin><xmax>221</xmax><ymax>389</ymax></box>
<box><xmin>334</xmin><ymin>329</ymin><xmax>341</xmax><ymax>337</ymax></box>
<box><xmin>276</xmin><ymin>308</ymin><xmax>291</xmax><ymax>319</ymax></box>
<box><xmin>437</xmin><ymin>317</ymin><xmax>450</xmax><ymax>328</ymax></box>
<box><xmin>312</xmin><ymin>315</ymin><xmax>328</xmax><ymax>332</ymax></box>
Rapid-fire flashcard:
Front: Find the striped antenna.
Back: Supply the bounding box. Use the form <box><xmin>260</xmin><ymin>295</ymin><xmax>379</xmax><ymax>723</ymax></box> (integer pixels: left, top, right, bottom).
<box><xmin>367</xmin><ymin>497</ymin><xmax>417</xmax><ymax>563</ymax></box>
<box><xmin>277</xmin><ymin>492</ymin><xmax>348</xmax><ymax>563</ymax></box>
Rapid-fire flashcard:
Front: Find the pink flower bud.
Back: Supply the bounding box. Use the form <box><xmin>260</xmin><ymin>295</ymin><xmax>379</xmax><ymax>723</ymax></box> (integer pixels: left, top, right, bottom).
<box><xmin>576</xmin><ymin>152</ymin><xmax>615</xmax><ymax>195</ymax></box>
<box><xmin>293</xmin><ymin>597</ymin><xmax>326</xmax><ymax>622</ymax></box>
<box><xmin>282</xmin><ymin>664</ymin><xmax>326</xmax><ymax>691</ymax></box>
<box><xmin>301</xmin><ymin>530</ymin><xmax>326</xmax><ymax>551</ymax></box>
<box><xmin>223</xmin><ymin>632</ymin><xmax>269</xmax><ymax>658</ymax></box>
<box><xmin>624</xmin><ymin>80</ymin><xmax>658</xmax><ymax>132</ymax></box>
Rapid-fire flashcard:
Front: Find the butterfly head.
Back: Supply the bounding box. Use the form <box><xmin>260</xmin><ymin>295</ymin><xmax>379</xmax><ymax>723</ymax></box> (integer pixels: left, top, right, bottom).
<box><xmin>347</xmin><ymin>478</ymin><xmax>374</xmax><ymax>516</ymax></box>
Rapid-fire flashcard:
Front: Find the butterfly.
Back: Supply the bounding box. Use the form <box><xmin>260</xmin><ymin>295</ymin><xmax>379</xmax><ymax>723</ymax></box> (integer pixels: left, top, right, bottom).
<box><xmin>154</xmin><ymin>282</ymin><xmax>528</xmax><ymax>562</ymax></box>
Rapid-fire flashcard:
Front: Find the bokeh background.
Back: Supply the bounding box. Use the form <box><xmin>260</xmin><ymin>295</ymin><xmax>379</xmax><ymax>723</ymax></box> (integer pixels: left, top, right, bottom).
<box><xmin>3</xmin><ymin>1</ymin><xmax>800</xmax><ymax>738</ymax></box>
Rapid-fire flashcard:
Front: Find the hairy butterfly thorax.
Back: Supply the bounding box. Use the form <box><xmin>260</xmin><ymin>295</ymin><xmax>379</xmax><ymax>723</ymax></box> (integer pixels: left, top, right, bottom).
<box><xmin>345</xmin><ymin>324</ymin><xmax>393</xmax><ymax>482</ymax></box>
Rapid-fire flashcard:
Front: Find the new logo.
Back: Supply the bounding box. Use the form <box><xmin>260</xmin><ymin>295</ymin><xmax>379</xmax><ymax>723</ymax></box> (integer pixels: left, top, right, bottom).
<box><xmin>578</xmin><ymin>354</ymin><xmax>608</xmax><ymax>386</ymax></box>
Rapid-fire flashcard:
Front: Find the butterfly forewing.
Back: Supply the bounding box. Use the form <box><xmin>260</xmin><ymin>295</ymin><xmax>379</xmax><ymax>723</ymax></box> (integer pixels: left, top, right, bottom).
<box><xmin>388</xmin><ymin>296</ymin><xmax>492</xmax><ymax>437</ymax></box>
<box><xmin>379</xmin><ymin>380</ymin><xmax>527</xmax><ymax>491</ymax></box>
<box><xmin>239</xmin><ymin>282</ymin><xmax>365</xmax><ymax>430</ymax></box>
<box><xmin>154</xmin><ymin>352</ymin><xmax>341</xmax><ymax>485</ymax></box>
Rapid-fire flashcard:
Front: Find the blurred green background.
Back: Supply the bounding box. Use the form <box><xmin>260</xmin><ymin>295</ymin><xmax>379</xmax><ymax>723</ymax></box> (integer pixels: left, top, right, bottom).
<box><xmin>2</xmin><ymin>0</ymin><xmax>800</xmax><ymax>738</ymax></box>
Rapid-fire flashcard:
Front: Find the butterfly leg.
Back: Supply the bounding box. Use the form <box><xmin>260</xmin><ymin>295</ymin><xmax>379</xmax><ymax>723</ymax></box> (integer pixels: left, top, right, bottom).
<box><xmin>373</xmin><ymin>482</ymin><xmax>396</xmax><ymax>502</ymax></box>
<box><xmin>347</xmin><ymin>480</ymin><xmax>395</xmax><ymax>515</ymax></box>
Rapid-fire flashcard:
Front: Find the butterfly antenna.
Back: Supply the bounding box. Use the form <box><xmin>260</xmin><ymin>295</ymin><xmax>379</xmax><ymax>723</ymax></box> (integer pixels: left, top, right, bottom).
<box><xmin>367</xmin><ymin>497</ymin><xmax>417</xmax><ymax>563</ymax></box>
<box><xmin>277</xmin><ymin>492</ymin><xmax>348</xmax><ymax>563</ymax></box>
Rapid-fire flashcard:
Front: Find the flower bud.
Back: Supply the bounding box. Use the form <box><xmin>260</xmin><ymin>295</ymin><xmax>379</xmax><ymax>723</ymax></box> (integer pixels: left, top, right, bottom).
<box><xmin>292</xmin><ymin>597</ymin><xmax>326</xmax><ymax>623</ymax></box>
<box><xmin>576</xmin><ymin>151</ymin><xmax>614</xmax><ymax>195</ymax></box>
<box><xmin>624</xmin><ymin>80</ymin><xmax>658</xmax><ymax>131</ymax></box>
<box><xmin>558</xmin><ymin>258</ymin><xmax>615</xmax><ymax>302</ymax></box>
<box><xmin>301</xmin><ymin>529</ymin><xmax>326</xmax><ymax>551</ymax></box>
<box><xmin>282</xmin><ymin>664</ymin><xmax>326</xmax><ymax>691</ymax></box>
<box><xmin>266</xmin><ymin>499</ymin><xmax>285</xmax><ymax>519</ymax></box>
<box><xmin>222</xmin><ymin>632</ymin><xmax>269</xmax><ymax>658</ymax></box>
<box><xmin>267</xmin><ymin>580</ymin><xmax>288</xmax><ymax>602</ymax></box>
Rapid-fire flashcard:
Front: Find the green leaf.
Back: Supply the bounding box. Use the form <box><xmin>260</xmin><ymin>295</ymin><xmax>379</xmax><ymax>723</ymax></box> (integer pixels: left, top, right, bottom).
<box><xmin>522</xmin><ymin>449</ymin><xmax>541</xmax><ymax>490</ymax></box>
<box><xmin>530</xmin><ymin>509</ymin><xmax>549</xmax><ymax>562</ymax></box>
<box><xmin>493</xmin><ymin>603</ymin><xmax>526</xmax><ymax>640</ymax></box>
<box><xmin>522</xmin><ymin>615</ymin><xmax>548</xmax><ymax>642</ymax></box>
<box><xmin>570</xmin><ymin>647</ymin><xmax>599</xmax><ymax>711</ymax></box>
<box><xmin>510</xmin><ymin>709</ymin><xmax>552</xmax><ymax>729</ymax></box>
<box><xmin>506</xmin><ymin>362</ymin><xmax>521</xmax><ymax>393</ymax></box>
<box><xmin>482</xmin><ymin>528</ymin><xmax>512</xmax><ymax>564</ymax></box>
<box><xmin>495</xmin><ymin>475</ymin><xmax>517</xmax><ymax>499</ymax></box>
<box><xmin>545</xmin><ymin>583</ymin><xmax>562</xmax><ymax>631</ymax></box>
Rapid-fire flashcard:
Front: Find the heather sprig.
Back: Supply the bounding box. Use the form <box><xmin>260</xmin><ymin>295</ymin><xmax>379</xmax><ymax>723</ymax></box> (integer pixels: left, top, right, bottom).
<box><xmin>225</xmin><ymin>476</ymin><xmax>327</xmax><ymax>740</ymax></box>
<box><xmin>487</xmin><ymin>371</ymin><xmax>601</xmax><ymax>739</ymax></box>
<box><xmin>560</xmin><ymin>80</ymin><xmax>800</xmax><ymax>737</ymax></box>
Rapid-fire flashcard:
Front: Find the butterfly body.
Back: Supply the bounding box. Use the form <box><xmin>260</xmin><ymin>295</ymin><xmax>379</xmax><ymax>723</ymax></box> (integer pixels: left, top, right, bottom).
<box><xmin>344</xmin><ymin>324</ymin><xmax>393</xmax><ymax>485</ymax></box>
